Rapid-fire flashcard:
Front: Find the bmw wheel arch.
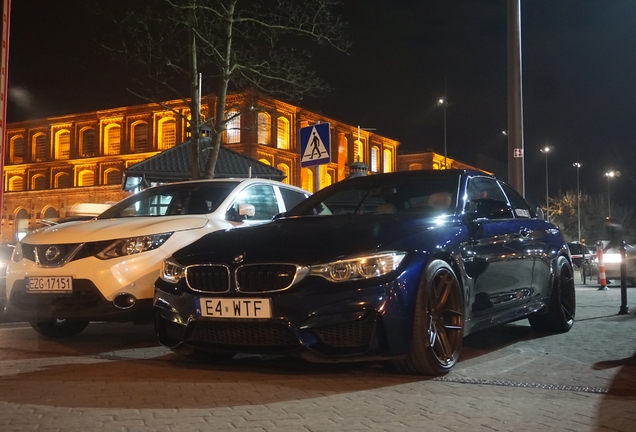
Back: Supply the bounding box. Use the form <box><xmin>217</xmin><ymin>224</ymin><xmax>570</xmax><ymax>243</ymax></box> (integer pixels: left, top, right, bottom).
<box><xmin>529</xmin><ymin>255</ymin><xmax>576</xmax><ymax>333</ymax></box>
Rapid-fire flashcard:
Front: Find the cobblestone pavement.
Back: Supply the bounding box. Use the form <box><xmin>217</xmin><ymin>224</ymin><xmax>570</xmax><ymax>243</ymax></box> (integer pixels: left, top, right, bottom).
<box><xmin>0</xmin><ymin>284</ymin><xmax>635</xmax><ymax>432</ymax></box>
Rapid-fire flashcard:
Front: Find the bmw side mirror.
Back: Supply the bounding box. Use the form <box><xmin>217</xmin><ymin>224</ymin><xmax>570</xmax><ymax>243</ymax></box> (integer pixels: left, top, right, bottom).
<box><xmin>535</xmin><ymin>206</ymin><xmax>545</xmax><ymax>220</ymax></box>
<box><xmin>465</xmin><ymin>198</ymin><xmax>514</xmax><ymax>220</ymax></box>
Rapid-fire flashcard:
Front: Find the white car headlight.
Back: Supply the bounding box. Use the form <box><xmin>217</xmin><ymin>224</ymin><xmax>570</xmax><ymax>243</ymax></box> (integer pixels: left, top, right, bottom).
<box><xmin>95</xmin><ymin>233</ymin><xmax>173</xmax><ymax>260</ymax></box>
<box><xmin>310</xmin><ymin>252</ymin><xmax>407</xmax><ymax>282</ymax></box>
<box><xmin>603</xmin><ymin>253</ymin><xmax>622</xmax><ymax>264</ymax></box>
<box><xmin>160</xmin><ymin>258</ymin><xmax>186</xmax><ymax>284</ymax></box>
<box><xmin>12</xmin><ymin>243</ymin><xmax>23</xmax><ymax>262</ymax></box>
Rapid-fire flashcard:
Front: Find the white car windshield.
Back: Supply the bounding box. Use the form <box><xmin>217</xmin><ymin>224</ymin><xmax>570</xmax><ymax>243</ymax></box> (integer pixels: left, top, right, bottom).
<box><xmin>97</xmin><ymin>182</ymin><xmax>239</xmax><ymax>218</ymax></box>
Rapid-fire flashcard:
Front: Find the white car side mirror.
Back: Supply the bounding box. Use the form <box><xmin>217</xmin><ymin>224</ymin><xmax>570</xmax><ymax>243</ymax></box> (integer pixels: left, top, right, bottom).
<box><xmin>238</xmin><ymin>203</ymin><xmax>255</xmax><ymax>218</ymax></box>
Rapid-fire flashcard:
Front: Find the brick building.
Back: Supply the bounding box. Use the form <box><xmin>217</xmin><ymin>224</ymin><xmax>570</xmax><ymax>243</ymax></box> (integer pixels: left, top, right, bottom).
<box><xmin>2</xmin><ymin>93</ymin><xmax>405</xmax><ymax>242</ymax></box>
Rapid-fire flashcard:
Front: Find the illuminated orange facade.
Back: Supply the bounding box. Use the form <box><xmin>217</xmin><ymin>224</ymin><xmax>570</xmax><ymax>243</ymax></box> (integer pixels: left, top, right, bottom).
<box><xmin>1</xmin><ymin>93</ymin><xmax>400</xmax><ymax>242</ymax></box>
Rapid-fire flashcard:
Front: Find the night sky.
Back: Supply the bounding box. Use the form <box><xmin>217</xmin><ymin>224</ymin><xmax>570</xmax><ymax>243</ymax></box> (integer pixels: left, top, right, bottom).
<box><xmin>6</xmin><ymin>0</ymin><xmax>636</xmax><ymax>208</ymax></box>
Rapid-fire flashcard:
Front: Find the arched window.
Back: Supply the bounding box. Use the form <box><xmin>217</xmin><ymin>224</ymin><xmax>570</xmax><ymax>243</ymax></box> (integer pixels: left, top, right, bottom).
<box><xmin>55</xmin><ymin>172</ymin><xmax>72</xmax><ymax>189</ymax></box>
<box><xmin>104</xmin><ymin>169</ymin><xmax>122</xmax><ymax>185</ymax></box>
<box><xmin>10</xmin><ymin>136</ymin><xmax>25</xmax><ymax>163</ymax></box>
<box><xmin>8</xmin><ymin>176</ymin><xmax>24</xmax><ymax>191</ymax></box>
<box><xmin>159</xmin><ymin>118</ymin><xmax>177</xmax><ymax>150</ymax></box>
<box><xmin>277</xmin><ymin>163</ymin><xmax>290</xmax><ymax>184</ymax></box>
<box><xmin>132</xmin><ymin>122</ymin><xmax>149</xmax><ymax>153</ymax></box>
<box><xmin>301</xmin><ymin>167</ymin><xmax>313</xmax><ymax>193</ymax></box>
<box><xmin>33</xmin><ymin>133</ymin><xmax>48</xmax><ymax>161</ymax></box>
<box><xmin>383</xmin><ymin>149</ymin><xmax>393</xmax><ymax>172</ymax></box>
<box><xmin>79</xmin><ymin>170</ymin><xmax>95</xmax><ymax>187</ymax></box>
<box><xmin>224</xmin><ymin>111</ymin><xmax>240</xmax><ymax>143</ymax></box>
<box><xmin>277</xmin><ymin>117</ymin><xmax>290</xmax><ymax>149</ymax></box>
<box><xmin>43</xmin><ymin>207</ymin><xmax>59</xmax><ymax>220</ymax></box>
<box><xmin>370</xmin><ymin>147</ymin><xmax>379</xmax><ymax>172</ymax></box>
<box><xmin>409</xmin><ymin>163</ymin><xmax>423</xmax><ymax>171</ymax></box>
<box><xmin>257</xmin><ymin>112</ymin><xmax>271</xmax><ymax>144</ymax></box>
<box><xmin>80</xmin><ymin>128</ymin><xmax>97</xmax><ymax>157</ymax></box>
<box><xmin>55</xmin><ymin>130</ymin><xmax>71</xmax><ymax>160</ymax></box>
<box><xmin>353</xmin><ymin>140</ymin><xmax>363</xmax><ymax>163</ymax></box>
<box><xmin>31</xmin><ymin>174</ymin><xmax>47</xmax><ymax>190</ymax></box>
<box><xmin>104</xmin><ymin>125</ymin><xmax>121</xmax><ymax>155</ymax></box>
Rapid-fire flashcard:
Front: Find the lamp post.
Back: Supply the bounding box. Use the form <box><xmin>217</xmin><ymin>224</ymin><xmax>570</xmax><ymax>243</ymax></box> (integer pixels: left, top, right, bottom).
<box><xmin>573</xmin><ymin>162</ymin><xmax>582</xmax><ymax>241</ymax></box>
<box><xmin>437</xmin><ymin>97</ymin><xmax>448</xmax><ymax>169</ymax></box>
<box><xmin>605</xmin><ymin>171</ymin><xmax>616</xmax><ymax>219</ymax></box>
<box><xmin>540</xmin><ymin>146</ymin><xmax>553</xmax><ymax>222</ymax></box>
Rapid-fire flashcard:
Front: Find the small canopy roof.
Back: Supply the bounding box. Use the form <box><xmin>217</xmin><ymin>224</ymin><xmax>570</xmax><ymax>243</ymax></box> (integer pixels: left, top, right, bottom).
<box><xmin>124</xmin><ymin>140</ymin><xmax>285</xmax><ymax>190</ymax></box>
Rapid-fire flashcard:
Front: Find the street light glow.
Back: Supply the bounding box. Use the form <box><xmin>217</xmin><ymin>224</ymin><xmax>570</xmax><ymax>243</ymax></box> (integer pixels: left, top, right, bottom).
<box><xmin>573</xmin><ymin>162</ymin><xmax>582</xmax><ymax>243</ymax></box>
<box><xmin>437</xmin><ymin>96</ymin><xmax>448</xmax><ymax>169</ymax></box>
<box><xmin>604</xmin><ymin>170</ymin><xmax>619</xmax><ymax>219</ymax></box>
<box><xmin>540</xmin><ymin>145</ymin><xmax>554</xmax><ymax>223</ymax></box>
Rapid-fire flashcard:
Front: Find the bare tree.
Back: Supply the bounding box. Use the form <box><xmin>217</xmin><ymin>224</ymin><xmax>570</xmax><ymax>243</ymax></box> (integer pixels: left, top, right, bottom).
<box><xmin>550</xmin><ymin>191</ymin><xmax>636</xmax><ymax>244</ymax></box>
<box><xmin>103</xmin><ymin>0</ymin><xmax>350</xmax><ymax>179</ymax></box>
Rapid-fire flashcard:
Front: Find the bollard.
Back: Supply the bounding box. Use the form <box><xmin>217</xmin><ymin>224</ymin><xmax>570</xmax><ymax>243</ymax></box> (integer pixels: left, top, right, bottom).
<box><xmin>597</xmin><ymin>241</ymin><xmax>609</xmax><ymax>291</ymax></box>
<box><xmin>581</xmin><ymin>243</ymin><xmax>587</xmax><ymax>284</ymax></box>
<box><xmin>618</xmin><ymin>240</ymin><xmax>629</xmax><ymax>315</ymax></box>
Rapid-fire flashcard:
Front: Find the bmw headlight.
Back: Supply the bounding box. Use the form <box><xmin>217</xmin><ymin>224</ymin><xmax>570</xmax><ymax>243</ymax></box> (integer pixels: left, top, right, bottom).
<box><xmin>310</xmin><ymin>252</ymin><xmax>407</xmax><ymax>282</ymax></box>
<box><xmin>95</xmin><ymin>233</ymin><xmax>173</xmax><ymax>260</ymax></box>
<box><xmin>160</xmin><ymin>258</ymin><xmax>186</xmax><ymax>284</ymax></box>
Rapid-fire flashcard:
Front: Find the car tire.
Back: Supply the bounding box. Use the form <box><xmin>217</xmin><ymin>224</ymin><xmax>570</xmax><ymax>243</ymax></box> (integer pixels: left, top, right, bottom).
<box><xmin>528</xmin><ymin>256</ymin><xmax>576</xmax><ymax>333</ymax></box>
<box><xmin>29</xmin><ymin>319</ymin><xmax>90</xmax><ymax>338</ymax></box>
<box><xmin>392</xmin><ymin>260</ymin><xmax>464</xmax><ymax>376</ymax></box>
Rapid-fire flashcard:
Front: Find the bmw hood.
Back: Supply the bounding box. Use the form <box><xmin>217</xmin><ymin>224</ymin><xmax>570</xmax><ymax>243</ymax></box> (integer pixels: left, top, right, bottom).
<box><xmin>20</xmin><ymin>215</ymin><xmax>211</xmax><ymax>245</ymax></box>
<box><xmin>173</xmin><ymin>214</ymin><xmax>441</xmax><ymax>265</ymax></box>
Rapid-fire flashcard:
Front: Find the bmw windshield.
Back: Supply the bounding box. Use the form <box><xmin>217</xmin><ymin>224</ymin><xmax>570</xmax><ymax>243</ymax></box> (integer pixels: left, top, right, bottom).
<box><xmin>287</xmin><ymin>173</ymin><xmax>460</xmax><ymax>217</ymax></box>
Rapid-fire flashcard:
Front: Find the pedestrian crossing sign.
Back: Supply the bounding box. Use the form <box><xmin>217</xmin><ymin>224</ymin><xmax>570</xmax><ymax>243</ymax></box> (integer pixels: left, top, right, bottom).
<box><xmin>300</xmin><ymin>123</ymin><xmax>331</xmax><ymax>167</ymax></box>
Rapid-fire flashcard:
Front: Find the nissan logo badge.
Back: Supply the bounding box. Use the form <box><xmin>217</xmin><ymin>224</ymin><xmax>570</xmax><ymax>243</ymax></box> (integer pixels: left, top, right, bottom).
<box><xmin>45</xmin><ymin>246</ymin><xmax>61</xmax><ymax>261</ymax></box>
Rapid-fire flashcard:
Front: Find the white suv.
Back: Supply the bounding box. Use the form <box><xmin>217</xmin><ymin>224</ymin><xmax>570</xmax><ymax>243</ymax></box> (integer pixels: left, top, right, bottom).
<box><xmin>6</xmin><ymin>178</ymin><xmax>309</xmax><ymax>337</ymax></box>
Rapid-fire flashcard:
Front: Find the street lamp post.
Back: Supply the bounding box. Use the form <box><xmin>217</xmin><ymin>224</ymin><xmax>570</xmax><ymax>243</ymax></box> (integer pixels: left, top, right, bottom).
<box><xmin>540</xmin><ymin>146</ymin><xmax>553</xmax><ymax>222</ymax></box>
<box><xmin>437</xmin><ymin>97</ymin><xmax>448</xmax><ymax>169</ymax></box>
<box><xmin>605</xmin><ymin>171</ymin><xmax>616</xmax><ymax>219</ymax></box>
<box><xmin>573</xmin><ymin>162</ymin><xmax>582</xmax><ymax>241</ymax></box>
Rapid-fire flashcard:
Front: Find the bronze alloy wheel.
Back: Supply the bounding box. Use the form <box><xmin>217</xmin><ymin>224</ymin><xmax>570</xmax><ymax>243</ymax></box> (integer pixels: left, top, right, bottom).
<box><xmin>392</xmin><ymin>260</ymin><xmax>464</xmax><ymax>376</ymax></box>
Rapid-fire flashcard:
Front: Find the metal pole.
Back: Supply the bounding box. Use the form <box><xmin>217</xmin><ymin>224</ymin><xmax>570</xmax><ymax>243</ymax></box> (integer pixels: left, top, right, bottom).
<box><xmin>507</xmin><ymin>0</ymin><xmax>525</xmax><ymax>196</ymax></box>
<box><xmin>607</xmin><ymin>176</ymin><xmax>611</xmax><ymax>219</ymax></box>
<box><xmin>619</xmin><ymin>240</ymin><xmax>629</xmax><ymax>315</ymax></box>
<box><xmin>443</xmin><ymin>103</ymin><xmax>447</xmax><ymax>169</ymax></box>
<box><xmin>545</xmin><ymin>152</ymin><xmax>549</xmax><ymax>223</ymax></box>
<box><xmin>576</xmin><ymin>164</ymin><xmax>581</xmax><ymax>241</ymax></box>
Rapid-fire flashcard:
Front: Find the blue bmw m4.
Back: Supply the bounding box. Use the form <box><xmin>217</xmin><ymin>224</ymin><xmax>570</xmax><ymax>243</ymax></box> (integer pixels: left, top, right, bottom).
<box><xmin>154</xmin><ymin>169</ymin><xmax>575</xmax><ymax>375</ymax></box>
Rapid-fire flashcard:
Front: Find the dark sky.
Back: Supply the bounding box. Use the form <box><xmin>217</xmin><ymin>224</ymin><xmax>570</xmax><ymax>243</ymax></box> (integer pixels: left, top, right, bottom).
<box><xmin>6</xmin><ymin>0</ymin><xmax>636</xmax><ymax>208</ymax></box>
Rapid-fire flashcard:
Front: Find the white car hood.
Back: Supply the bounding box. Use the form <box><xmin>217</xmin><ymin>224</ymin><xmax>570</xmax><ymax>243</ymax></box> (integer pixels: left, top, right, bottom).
<box><xmin>21</xmin><ymin>216</ymin><xmax>211</xmax><ymax>245</ymax></box>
